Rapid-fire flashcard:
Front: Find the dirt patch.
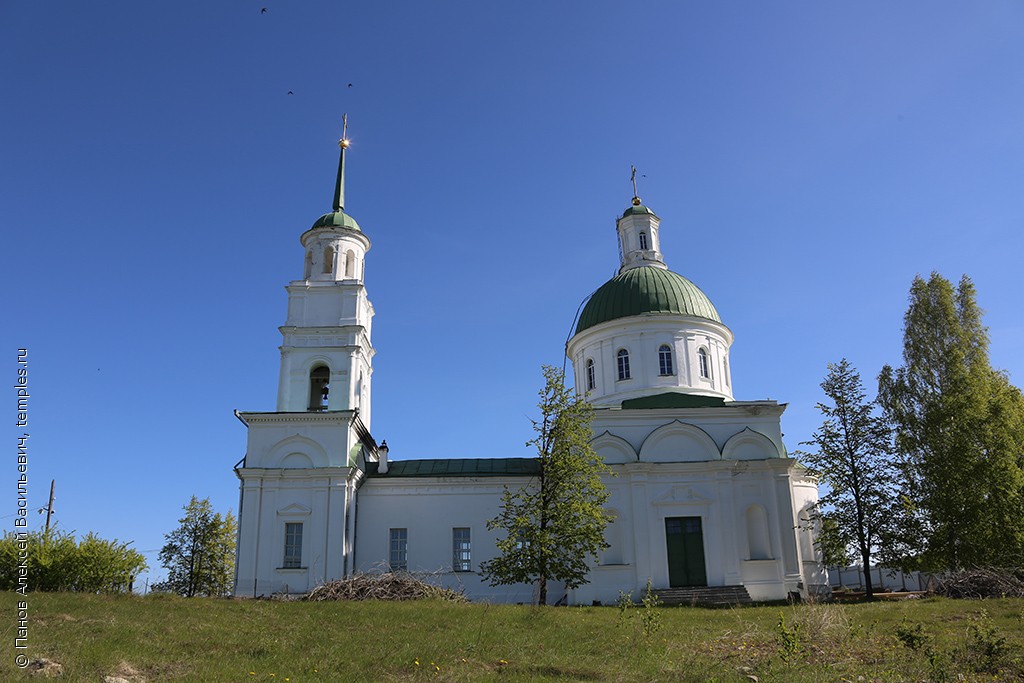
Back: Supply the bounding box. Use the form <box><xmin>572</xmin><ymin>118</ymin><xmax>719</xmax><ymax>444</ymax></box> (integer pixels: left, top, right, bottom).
<box><xmin>26</xmin><ymin>658</ymin><xmax>63</xmax><ymax>677</ymax></box>
<box><xmin>103</xmin><ymin>660</ymin><xmax>147</xmax><ymax>683</ymax></box>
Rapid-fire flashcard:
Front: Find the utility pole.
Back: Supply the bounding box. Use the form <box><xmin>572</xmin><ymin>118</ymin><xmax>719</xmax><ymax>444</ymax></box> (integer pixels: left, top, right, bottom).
<box><xmin>43</xmin><ymin>479</ymin><xmax>55</xmax><ymax>532</ymax></box>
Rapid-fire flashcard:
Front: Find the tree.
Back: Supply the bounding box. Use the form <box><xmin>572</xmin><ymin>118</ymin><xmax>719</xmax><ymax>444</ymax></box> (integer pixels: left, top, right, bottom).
<box><xmin>154</xmin><ymin>496</ymin><xmax>237</xmax><ymax>597</ymax></box>
<box><xmin>0</xmin><ymin>529</ymin><xmax>146</xmax><ymax>593</ymax></box>
<box><xmin>480</xmin><ymin>365</ymin><xmax>611</xmax><ymax>605</ymax></box>
<box><xmin>878</xmin><ymin>273</ymin><xmax>1024</xmax><ymax>570</ymax></box>
<box><xmin>815</xmin><ymin>513</ymin><xmax>851</xmax><ymax>568</ymax></box>
<box><xmin>800</xmin><ymin>359</ymin><xmax>896</xmax><ymax>597</ymax></box>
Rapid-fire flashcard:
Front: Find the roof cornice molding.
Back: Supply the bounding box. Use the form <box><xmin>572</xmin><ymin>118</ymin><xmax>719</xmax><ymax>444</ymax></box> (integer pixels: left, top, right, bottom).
<box><xmin>236</xmin><ymin>410</ymin><xmax>356</xmax><ymax>426</ymax></box>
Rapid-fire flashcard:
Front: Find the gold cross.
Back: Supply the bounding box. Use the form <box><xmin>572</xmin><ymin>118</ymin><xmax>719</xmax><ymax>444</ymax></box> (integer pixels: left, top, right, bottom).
<box><xmin>339</xmin><ymin>113</ymin><xmax>350</xmax><ymax>149</ymax></box>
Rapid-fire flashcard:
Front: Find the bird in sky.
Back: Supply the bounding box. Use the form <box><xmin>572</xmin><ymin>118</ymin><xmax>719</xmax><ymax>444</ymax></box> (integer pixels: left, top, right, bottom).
<box><xmin>288</xmin><ymin>91</ymin><xmax>294</xmax><ymax>95</ymax></box>
<box><xmin>348</xmin><ymin>83</ymin><xmax>353</xmax><ymax>88</ymax></box>
<box><xmin>261</xmin><ymin>7</ymin><xmax>268</xmax><ymax>14</ymax></box>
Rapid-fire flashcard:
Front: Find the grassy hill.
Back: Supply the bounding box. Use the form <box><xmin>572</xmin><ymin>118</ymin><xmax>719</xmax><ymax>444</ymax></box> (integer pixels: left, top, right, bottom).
<box><xmin>1</xmin><ymin>592</ymin><xmax>1022</xmax><ymax>681</ymax></box>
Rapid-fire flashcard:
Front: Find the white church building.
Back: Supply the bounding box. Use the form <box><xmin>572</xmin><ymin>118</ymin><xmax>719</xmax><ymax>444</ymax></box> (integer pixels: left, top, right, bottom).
<box><xmin>232</xmin><ymin>132</ymin><xmax>827</xmax><ymax>604</ymax></box>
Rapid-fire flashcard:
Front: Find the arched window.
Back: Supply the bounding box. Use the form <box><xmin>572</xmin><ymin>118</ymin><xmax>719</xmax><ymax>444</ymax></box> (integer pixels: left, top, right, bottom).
<box><xmin>304</xmin><ymin>251</ymin><xmax>313</xmax><ymax>279</ymax></box>
<box><xmin>658</xmin><ymin>344</ymin><xmax>674</xmax><ymax>376</ymax></box>
<box><xmin>616</xmin><ymin>349</ymin><xmax>631</xmax><ymax>381</ymax></box>
<box><xmin>345</xmin><ymin>250</ymin><xmax>355</xmax><ymax>278</ymax></box>
<box><xmin>308</xmin><ymin>366</ymin><xmax>330</xmax><ymax>411</ymax></box>
<box><xmin>585</xmin><ymin>359</ymin><xmax>596</xmax><ymax>391</ymax></box>
<box><xmin>698</xmin><ymin>347</ymin><xmax>710</xmax><ymax>379</ymax></box>
<box><xmin>322</xmin><ymin>247</ymin><xmax>335</xmax><ymax>274</ymax></box>
<box><xmin>639</xmin><ymin>232</ymin><xmax>648</xmax><ymax>250</ymax></box>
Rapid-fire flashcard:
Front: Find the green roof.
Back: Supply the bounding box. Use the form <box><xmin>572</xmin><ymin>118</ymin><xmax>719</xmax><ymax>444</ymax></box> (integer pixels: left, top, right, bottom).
<box><xmin>622</xmin><ymin>203</ymin><xmax>658</xmax><ymax>218</ymax></box>
<box><xmin>367</xmin><ymin>458</ymin><xmax>541</xmax><ymax>478</ymax></box>
<box><xmin>575</xmin><ymin>266</ymin><xmax>721</xmax><ymax>334</ymax></box>
<box><xmin>620</xmin><ymin>392</ymin><xmax>727</xmax><ymax>409</ymax></box>
<box><xmin>310</xmin><ymin>210</ymin><xmax>361</xmax><ymax>232</ymax></box>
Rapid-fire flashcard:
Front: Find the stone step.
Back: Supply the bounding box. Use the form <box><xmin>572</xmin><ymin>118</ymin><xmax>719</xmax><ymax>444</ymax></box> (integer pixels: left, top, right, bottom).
<box><xmin>651</xmin><ymin>585</ymin><xmax>753</xmax><ymax>606</ymax></box>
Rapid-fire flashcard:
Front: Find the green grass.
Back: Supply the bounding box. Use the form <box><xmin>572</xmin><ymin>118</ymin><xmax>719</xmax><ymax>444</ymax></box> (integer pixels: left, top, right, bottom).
<box><xmin>1</xmin><ymin>592</ymin><xmax>1022</xmax><ymax>681</ymax></box>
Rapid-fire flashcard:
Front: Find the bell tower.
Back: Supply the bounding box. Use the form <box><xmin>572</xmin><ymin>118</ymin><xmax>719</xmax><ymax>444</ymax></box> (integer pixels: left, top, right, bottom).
<box><xmin>276</xmin><ymin>115</ymin><xmax>375</xmax><ymax>426</ymax></box>
<box><xmin>233</xmin><ymin>118</ymin><xmax>380</xmax><ymax>597</ymax></box>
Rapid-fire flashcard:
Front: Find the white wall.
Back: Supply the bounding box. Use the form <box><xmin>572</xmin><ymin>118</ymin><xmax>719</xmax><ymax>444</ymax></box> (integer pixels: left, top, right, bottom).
<box><xmin>356</xmin><ymin>476</ymin><xmax>545</xmax><ymax>603</ymax></box>
<box><xmin>569</xmin><ymin>317</ymin><xmax>735</xmax><ymax>405</ymax></box>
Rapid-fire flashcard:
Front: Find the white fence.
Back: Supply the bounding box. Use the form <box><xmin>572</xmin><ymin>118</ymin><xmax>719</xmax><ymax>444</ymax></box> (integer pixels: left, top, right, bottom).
<box><xmin>828</xmin><ymin>565</ymin><xmax>932</xmax><ymax>592</ymax></box>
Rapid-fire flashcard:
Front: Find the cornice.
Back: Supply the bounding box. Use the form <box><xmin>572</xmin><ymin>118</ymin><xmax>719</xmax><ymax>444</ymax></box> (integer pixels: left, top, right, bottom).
<box><xmin>594</xmin><ymin>401</ymin><xmax>787</xmax><ymax>420</ymax></box>
<box><xmin>236</xmin><ymin>466</ymin><xmax>355</xmax><ymax>482</ymax></box>
<box><xmin>235</xmin><ymin>410</ymin><xmax>356</xmax><ymax>426</ymax></box>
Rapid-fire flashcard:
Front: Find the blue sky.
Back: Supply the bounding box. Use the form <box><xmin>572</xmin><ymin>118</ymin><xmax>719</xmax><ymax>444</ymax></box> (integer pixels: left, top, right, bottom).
<box><xmin>3</xmin><ymin>2</ymin><xmax>1022</xmax><ymax>587</ymax></box>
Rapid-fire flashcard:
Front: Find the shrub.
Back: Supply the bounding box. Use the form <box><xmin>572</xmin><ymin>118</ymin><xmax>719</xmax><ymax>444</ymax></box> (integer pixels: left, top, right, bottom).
<box><xmin>0</xmin><ymin>529</ymin><xmax>146</xmax><ymax>592</ymax></box>
<box><xmin>895</xmin><ymin>619</ymin><xmax>930</xmax><ymax>651</ymax></box>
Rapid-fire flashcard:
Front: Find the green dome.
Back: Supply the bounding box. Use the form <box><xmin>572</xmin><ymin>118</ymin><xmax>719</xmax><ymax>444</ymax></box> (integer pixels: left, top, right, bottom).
<box><xmin>310</xmin><ymin>210</ymin><xmax>361</xmax><ymax>232</ymax></box>
<box><xmin>621</xmin><ymin>203</ymin><xmax>658</xmax><ymax>218</ymax></box>
<box><xmin>576</xmin><ymin>266</ymin><xmax>721</xmax><ymax>334</ymax></box>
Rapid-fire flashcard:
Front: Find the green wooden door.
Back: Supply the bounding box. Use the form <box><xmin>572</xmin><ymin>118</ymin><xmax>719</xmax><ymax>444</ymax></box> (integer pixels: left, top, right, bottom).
<box><xmin>665</xmin><ymin>517</ymin><xmax>707</xmax><ymax>587</ymax></box>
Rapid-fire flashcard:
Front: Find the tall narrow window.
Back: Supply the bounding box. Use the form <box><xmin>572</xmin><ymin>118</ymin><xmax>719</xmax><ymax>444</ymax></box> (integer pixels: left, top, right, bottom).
<box><xmin>639</xmin><ymin>232</ymin><xmax>648</xmax><ymax>250</ymax></box>
<box><xmin>452</xmin><ymin>527</ymin><xmax>471</xmax><ymax>572</ymax></box>
<box><xmin>724</xmin><ymin>358</ymin><xmax>730</xmax><ymax>386</ymax></box>
<box><xmin>389</xmin><ymin>528</ymin><xmax>408</xmax><ymax>571</ymax></box>
<box><xmin>304</xmin><ymin>251</ymin><xmax>313</xmax><ymax>279</ymax></box>
<box><xmin>617</xmin><ymin>349</ymin><xmax>631</xmax><ymax>381</ymax></box>
<box><xmin>283</xmin><ymin>522</ymin><xmax>303</xmax><ymax>568</ymax></box>
<box><xmin>322</xmin><ymin>247</ymin><xmax>335</xmax><ymax>274</ymax></box>
<box><xmin>658</xmin><ymin>344</ymin><xmax>674</xmax><ymax>376</ymax></box>
<box><xmin>698</xmin><ymin>348</ymin><xmax>710</xmax><ymax>379</ymax></box>
<box><xmin>585</xmin><ymin>359</ymin><xmax>596</xmax><ymax>391</ymax></box>
<box><xmin>345</xmin><ymin>250</ymin><xmax>355</xmax><ymax>278</ymax></box>
<box><xmin>309</xmin><ymin>366</ymin><xmax>330</xmax><ymax>410</ymax></box>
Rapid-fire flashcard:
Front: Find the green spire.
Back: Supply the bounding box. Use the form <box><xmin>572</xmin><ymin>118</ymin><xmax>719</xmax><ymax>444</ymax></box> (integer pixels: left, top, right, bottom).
<box><xmin>332</xmin><ymin>114</ymin><xmax>350</xmax><ymax>212</ymax></box>
<box><xmin>308</xmin><ymin>114</ymin><xmax>362</xmax><ymax>232</ymax></box>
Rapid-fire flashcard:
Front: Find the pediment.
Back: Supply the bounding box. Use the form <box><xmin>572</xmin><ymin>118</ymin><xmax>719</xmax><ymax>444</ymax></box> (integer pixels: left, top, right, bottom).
<box><xmin>277</xmin><ymin>502</ymin><xmax>312</xmax><ymax>517</ymax></box>
<box><xmin>590</xmin><ymin>431</ymin><xmax>638</xmax><ymax>464</ymax></box>
<box><xmin>722</xmin><ymin>427</ymin><xmax>783</xmax><ymax>460</ymax></box>
<box><xmin>638</xmin><ymin>420</ymin><xmax>721</xmax><ymax>462</ymax></box>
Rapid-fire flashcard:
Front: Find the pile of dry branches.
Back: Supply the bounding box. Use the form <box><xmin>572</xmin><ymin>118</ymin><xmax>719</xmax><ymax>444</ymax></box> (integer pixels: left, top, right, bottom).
<box><xmin>932</xmin><ymin>568</ymin><xmax>1024</xmax><ymax>599</ymax></box>
<box><xmin>305</xmin><ymin>571</ymin><xmax>467</xmax><ymax>602</ymax></box>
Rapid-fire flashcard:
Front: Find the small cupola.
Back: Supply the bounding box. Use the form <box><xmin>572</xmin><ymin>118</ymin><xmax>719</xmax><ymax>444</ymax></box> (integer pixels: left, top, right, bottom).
<box><xmin>616</xmin><ymin>167</ymin><xmax>666</xmax><ymax>274</ymax></box>
<box><xmin>298</xmin><ymin>115</ymin><xmax>371</xmax><ymax>283</ymax></box>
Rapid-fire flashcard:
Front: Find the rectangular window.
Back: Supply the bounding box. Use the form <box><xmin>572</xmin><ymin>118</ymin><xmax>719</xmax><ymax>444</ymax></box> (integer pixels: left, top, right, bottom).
<box><xmin>389</xmin><ymin>528</ymin><xmax>408</xmax><ymax>571</ymax></box>
<box><xmin>452</xmin><ymin>527</ymin><xmax>472</xmax><ymax>572</ymax></box>
<box><xmin>283</xmin><ymin>522</ymin><xmax>303</xmax><ymax>568</ymax></box>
